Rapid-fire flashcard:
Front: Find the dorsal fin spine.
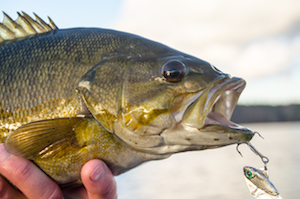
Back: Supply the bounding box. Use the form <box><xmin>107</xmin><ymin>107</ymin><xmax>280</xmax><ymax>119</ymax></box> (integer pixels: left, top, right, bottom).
<box><xmin>33</xmin><ymin>13</ymin><xmax>51</xmax><ymax>31</ymax></box>
<box><xmin>0</xmin><ymin>11</ymin><xmax>58</xmax><ymax>44</ymax></box>
<box><xmin>2</xmin><ymin>12</ymin><xmax>27</xmax><ymax>37</ymax></box>
<box><xmin>0</xmin><ymin>23</ymin><xmax>15</xmax><ymax>40</ymax></box>
<box><xmin>48</xmin><ymin>16</ymin><xmax>58</xmax><ymax>30</ymax></box>
<box><xmin>16</xmin><ymin>12</ymin><xmax>37</xmax><ymax>34</ymax></box>
<box><xmin>21</xmin><ymin>11</ymin><xmax>45</xmax><ymax>33</ymax></box>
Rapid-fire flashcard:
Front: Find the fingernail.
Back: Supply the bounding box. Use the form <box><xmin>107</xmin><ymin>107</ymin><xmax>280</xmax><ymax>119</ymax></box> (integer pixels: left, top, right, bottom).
<box><xmin>90</xmin><ymin>164</ymin><xmax>105</xmax><ymax>182</ymax></box>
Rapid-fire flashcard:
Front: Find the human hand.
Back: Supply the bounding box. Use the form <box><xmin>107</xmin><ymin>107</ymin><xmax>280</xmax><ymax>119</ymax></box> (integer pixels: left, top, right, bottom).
<box><xmin>63</xmin><ymin>159</ymin><xmax>117</xmax><ymax>199</ymax></box>
<box><xmin>0</xmin><ymin>144</ymin><xmax>117</xmax><ymax>199</ymax></box>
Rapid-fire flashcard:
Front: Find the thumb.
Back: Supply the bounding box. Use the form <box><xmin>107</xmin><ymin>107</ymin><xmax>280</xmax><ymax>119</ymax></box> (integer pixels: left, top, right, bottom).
<box><xmin>81</xmin><ymin>160</ymin><xmax>117</xmax><ymax>199</ymax></box>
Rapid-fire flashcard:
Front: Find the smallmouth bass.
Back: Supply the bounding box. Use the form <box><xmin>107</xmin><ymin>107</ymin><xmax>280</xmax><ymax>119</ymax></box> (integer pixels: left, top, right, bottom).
<box><xmin>0</xmin><ymin>12</ymin><xmax>254</xmax><ymax>185</ymax></box>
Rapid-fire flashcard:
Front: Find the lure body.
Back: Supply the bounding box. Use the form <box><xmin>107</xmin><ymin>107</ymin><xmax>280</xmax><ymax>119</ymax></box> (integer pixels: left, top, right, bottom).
<box><xmin>244</xmin><ymin>166</ymin><xmax>282</xmax><ymax>199</ymax></box>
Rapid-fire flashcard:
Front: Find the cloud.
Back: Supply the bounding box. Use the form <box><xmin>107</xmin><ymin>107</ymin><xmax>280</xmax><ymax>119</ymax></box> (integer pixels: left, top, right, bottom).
<box><xmin>115</xmin><ymin>0</ymin><xmax>300</xmax><ymax>45</ymax></box>
<box><xmin>114</xmin><ymin>0</ymin><xmax>300</xmax><ymax>79</ymax></box>
<box><xmin>228</xmin><ymin>37</ymin><xmax>293</xmax><ymax>77</ymax></box>
<box><xmin>239</xmin><ymin>65</ymin><xmax>300</xmax><ymax>104</ymax></box>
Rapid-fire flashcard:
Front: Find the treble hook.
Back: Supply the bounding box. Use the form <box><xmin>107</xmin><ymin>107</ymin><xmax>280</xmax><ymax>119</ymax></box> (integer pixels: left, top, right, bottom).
<box><xmin>236</xmin><ymin>143</ymin><xmax>243</xmax><ymax>157</ymax></box>
<box><xmin>236</xmin><ymin>132</ymin><xmax>269</xmax><ymax>166</ymax></box>
<box><xmin>247</xmin><ymin>142</ymin><xmax>269</xmax><ymax>165</ymax></box>
<box><xmin>254</xmin><ymin>131</ymin><xmax>264</xmax><ymax>139</ymax></box>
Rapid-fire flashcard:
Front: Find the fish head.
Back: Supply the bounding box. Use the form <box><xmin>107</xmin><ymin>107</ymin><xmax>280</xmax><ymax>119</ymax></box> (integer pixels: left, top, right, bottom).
<box><xmin>77</xmin><ymin>39</ymin><xmax>254</xmax><ymax>155</ymax></box>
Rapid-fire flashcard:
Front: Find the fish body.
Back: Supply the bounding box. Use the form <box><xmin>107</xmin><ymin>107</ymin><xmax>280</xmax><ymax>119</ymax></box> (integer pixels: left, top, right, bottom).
<box><xmin>0</xmin><ymin>12</ymin><xmax>254</xmax><ymax>184</ymax></box>
<box><xmin>243</xmin><ymin>166</ymin><xmax>282</xmax><ymax>199</ymax></box>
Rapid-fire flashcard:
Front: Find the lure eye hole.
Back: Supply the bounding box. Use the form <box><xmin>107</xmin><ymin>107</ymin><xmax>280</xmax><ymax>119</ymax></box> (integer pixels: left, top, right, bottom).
<box><xmin>162</xmin><ymin>60</ymin><xmax>186</xmax><ymax>83</ymax></box>
<box><xmin>246</xmin><ymin>171</ymin><xmax>253</xmax><ymax>178</ymax></box>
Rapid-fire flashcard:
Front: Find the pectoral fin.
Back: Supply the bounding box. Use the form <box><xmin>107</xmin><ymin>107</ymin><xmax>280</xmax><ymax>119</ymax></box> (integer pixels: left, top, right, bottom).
<box><xmin>4</xmin><ymin>118</ymin><xmax>90</xmax><ymax>160</ymax></box>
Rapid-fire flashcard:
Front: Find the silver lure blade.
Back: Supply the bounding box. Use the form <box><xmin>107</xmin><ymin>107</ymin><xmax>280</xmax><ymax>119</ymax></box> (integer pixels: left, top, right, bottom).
<box><xmin>243</xmin><ymin>166</ymin><xmax>282</xmax><ymax>199</ymax></box>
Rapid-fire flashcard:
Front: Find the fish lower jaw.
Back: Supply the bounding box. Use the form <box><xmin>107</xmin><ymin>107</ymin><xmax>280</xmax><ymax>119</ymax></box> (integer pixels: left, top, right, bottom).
<box><xmin>179</xmin><ymin>104</ymin><xmax>251</xmax><ymax>135</ymax></box>
<box><xmin>180</xmin><ymin>108</ymin><xmax>246</xmax><ymax>131</ymax></box>
<box><xmin>203</xmin><ymin>112</ymin><xmax>245</xmax><ymax>130</ymax></box>
<box><xmin>183</xmin><ymin>111</ymin><xmax>245</xmax><ymax>132</ymax></box>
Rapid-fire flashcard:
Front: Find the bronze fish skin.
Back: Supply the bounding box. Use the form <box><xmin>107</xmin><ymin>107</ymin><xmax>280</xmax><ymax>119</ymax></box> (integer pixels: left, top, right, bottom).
<box><xmin>0</xmin><ymin>12</ymin><xmax>254</xmax><ymax>185</ymax></box>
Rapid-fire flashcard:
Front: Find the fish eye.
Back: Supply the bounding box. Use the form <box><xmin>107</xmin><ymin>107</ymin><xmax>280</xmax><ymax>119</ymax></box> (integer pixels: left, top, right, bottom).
<box><xmin>162</xmin><ymin>60</ymin><xmax>186</xmax><ymax>83</ymax></box>
<box><xmin>246</xmin><ymin>171</ymin><xmax>253</xmax><ymax>178</ymax></box>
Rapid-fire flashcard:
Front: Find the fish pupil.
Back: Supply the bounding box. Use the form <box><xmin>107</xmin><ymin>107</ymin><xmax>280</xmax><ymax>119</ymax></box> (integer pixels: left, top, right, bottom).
<box><xmin>167</xmin><ymin>69</ymin><xmax>180</xmax><ymax>78</ymax></box>
<box><xmin>246</xmin><ymin>171</ymin><xmax>253</xmax><ymax>178</ymax></box>
<box><xmin>162</xmin><ymin>60</ymin><xmax>185</xmax><ymax>83</ymax></box>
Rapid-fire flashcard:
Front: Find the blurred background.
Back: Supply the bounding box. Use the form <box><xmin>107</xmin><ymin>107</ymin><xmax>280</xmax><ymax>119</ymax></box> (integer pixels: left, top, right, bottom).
<box><xmin>2</xmin><ymin>0</ymin><xmax>299</xmax><ymax>198</ymax></box>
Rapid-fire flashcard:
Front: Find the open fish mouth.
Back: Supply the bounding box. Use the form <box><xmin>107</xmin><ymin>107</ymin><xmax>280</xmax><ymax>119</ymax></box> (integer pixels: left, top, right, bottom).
<box><xmin>181</xmin><ymin>77</ymin><xmax>246</xmax><ymax>130</ymax></box>
<box><xmin>158</xmin><ymin>76</ymin><xmax>254</xmax><ymax>152</ymax></box>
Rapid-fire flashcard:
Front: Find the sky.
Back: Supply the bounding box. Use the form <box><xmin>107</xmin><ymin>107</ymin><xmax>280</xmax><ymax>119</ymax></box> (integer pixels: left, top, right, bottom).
<box><xmin>1</xmin><ymin>0</ymin><xmax>300</xmax><ymax>105</ymax></box>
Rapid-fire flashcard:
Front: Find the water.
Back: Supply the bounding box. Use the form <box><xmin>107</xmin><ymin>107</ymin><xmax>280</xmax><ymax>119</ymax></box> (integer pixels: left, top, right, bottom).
<box><xmin>115</xmin><ymin>122</ymin><xmax>299</xmax><ymax>199</ymax></box>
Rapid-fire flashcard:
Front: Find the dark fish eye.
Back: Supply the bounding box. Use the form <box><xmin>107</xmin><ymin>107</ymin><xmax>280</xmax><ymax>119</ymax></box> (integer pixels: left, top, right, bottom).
<box><xmin>162</xmin><ymin>60</ymin><xmax>186</xmax><ymax>83</ymax></box>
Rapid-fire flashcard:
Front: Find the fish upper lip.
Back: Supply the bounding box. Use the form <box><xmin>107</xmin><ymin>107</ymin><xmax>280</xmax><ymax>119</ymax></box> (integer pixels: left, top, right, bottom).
<box><xmin>181</xmin><ymin>77</ymin><xmax>246</xmax><ymax>129</ymax></box>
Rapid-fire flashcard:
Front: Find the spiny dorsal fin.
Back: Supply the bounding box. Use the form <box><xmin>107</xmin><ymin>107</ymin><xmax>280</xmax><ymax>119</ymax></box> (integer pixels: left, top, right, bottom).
<box><xmin>0</xmin><ymin>11</ymin><xmax>58</xmax><ymax>43</ymax></box>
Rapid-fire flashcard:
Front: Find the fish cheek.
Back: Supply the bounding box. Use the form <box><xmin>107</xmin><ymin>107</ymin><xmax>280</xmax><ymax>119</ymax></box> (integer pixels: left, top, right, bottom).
<box><xmin>114</xmin><ymin>121</ymin><xmax>163</xmax><ymax>148</ymax></box>
<box><xmin>77</xmin><ymin>60</ymin><xmax>126</xmax><ymax>132</ymax></box>
<box><xmin>113</xmin><ymin>109</ymin><xmax>174</xmax><ymax>149</ymax></box>
<box><xmin>77</xmin><ymin>86</ymin><xmax>116</xmax><ymax>132</ymax></box>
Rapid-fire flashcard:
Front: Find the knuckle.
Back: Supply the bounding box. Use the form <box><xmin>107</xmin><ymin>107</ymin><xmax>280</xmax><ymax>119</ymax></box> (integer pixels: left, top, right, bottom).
<box><xmin>13</xmin><ymin>160</ymin><xmax>33</xmax><ymax>182</ymax></box>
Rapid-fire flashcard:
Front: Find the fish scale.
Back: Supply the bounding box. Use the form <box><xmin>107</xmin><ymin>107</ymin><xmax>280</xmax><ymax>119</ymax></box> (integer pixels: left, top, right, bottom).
<box><xmin>0</xmin><ymin>27</ymin><xmax>135</xmax><ymax>134</ymax></box>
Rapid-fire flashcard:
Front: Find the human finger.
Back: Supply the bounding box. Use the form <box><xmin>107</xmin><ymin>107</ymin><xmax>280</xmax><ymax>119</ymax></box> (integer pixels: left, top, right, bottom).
<box><xmin>0</xmin><ymin>144</ymin><xmax>63</xmax><ymax>199</ymax></box>
<box><xmin>0</xmin><ymin>175</ymin><xmax>26</xmax><ymax>199</ymax></box>
<box><xmin>81</xmin><ymin>159</ymin><xmax>117</xmax><ymax>199</ymax></box>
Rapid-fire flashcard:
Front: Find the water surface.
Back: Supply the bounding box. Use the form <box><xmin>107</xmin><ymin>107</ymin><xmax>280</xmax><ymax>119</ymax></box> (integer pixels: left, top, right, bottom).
<box><xmin>116</xmin><ymin>122</ymin><xmax>299</xmax><ymax>198</ymax></box>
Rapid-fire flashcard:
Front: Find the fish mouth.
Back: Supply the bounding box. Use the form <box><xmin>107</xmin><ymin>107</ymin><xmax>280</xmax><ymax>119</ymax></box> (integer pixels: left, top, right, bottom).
<box><xmin>181</xmin><ymin>77</ymin><xmax>246</xmax><ymax>130</ymax></box>
<box><xmin>159</xmin><ymin>76</ymin><xmax>254</xmax><ymax>152</ymax></box>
